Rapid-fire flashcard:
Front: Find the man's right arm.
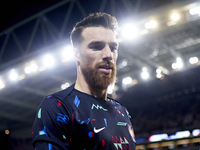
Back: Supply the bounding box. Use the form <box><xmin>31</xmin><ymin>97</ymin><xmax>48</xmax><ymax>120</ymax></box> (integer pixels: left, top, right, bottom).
<box><xmin>32</xmin><ymin>96</ymin><xmax>72</xmax><ymax>149</ymax></box>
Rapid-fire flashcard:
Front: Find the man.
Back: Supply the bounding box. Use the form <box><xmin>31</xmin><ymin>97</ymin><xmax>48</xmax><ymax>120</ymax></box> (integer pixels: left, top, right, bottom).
<box><xmin>32</xmin><ymin>12</ymin><xmax>136</xmax><ymax>150</ymax></box>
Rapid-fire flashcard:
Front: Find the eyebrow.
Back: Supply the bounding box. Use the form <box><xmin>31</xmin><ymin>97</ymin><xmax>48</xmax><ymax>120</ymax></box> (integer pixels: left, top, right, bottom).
<box><xmin>109</xmin><ymin>42</ymin><xmax>119</xmax><ymax>47</ymax></box>
<box><xmin>88</xmin><ymin>41</ymin><xmax>119</xmax><ymax>47</ymax></box>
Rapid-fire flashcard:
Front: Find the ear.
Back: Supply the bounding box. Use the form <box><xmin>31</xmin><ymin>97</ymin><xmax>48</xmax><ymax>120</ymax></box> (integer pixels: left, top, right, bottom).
<box><xmin>72</xmin><ymin>48</ymin><xmax>81</xmax><ymax>63</ymax></box>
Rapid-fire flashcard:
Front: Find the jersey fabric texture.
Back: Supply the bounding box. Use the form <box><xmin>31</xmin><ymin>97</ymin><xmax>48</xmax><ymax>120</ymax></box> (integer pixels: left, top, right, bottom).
<box><xmin>32</xmin><ymin>83</ymin><xmax>136</xmax><ymax>150</ymax></box>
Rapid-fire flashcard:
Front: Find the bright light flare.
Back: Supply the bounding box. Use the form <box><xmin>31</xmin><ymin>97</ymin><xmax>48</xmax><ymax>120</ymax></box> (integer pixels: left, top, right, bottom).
<box><xmin>61</xmin><ymin>46</ymin><xmax>74</xmax><ymax>62</ymax></box>
<box><xmin>145</xmin><ymin>20</ymin><xmax>158</xmax><ymax>29</ymax></box>
<box><xmin>25</xmin><ymin>67</ymin><xmax>31</xmax><ymax>74</ymax></box>
<box><xmin>172</xmin><ymin>62</ymin><xmax>183</xmax><ymax>69</ymax></box>
<box><xmin>189</xmin><ymin>6</ymin><xmax>200</xmax><ymax>15</ymax></box>
<box><xmin>107</xmin><ymin>84</ymin><xmax>115</xmax><ymax>94</ymax></box>
<box><xmin>175</xmin><ymin>130</ymin><xmax>190</xmax><ymax>138</ymax></box>
<box><xmin>148</xmin><ymin>133</ymin><xmax>168</xmax><ymax>142</ymax></box>
<box><xmin>141</xmin><ymin>71</ymin><xmax>149</xmax><ymax>80</ymax></box>
<box><xmin>141</xmin><ymin>67</ymin><xmax>149</xmax><ymax>80</ymax></box>
<box><xmin>25</xmin><ymin>61</ymin><xmax>38</xmax><ymax>74</ymax></box>
<box><xmin>156</xmin><ymin>73</ymin><xmax>162</xmax><ymax>78</ymax></box>
<box><xmin>122</xmin><ymin>60</ymin><xmax>128</xmax><ymax>67</ymax></box>
<box><xmin>189</xmin><ymin>57</ymin><xmax>198</xmax><ymax>64</ymax></box>
<box><xmin>171</xmin><ymin>57</ymin><xmax>184</xmax><ymax>70</ymax></box>
<box><xmin>61</xmin><ymin>82</ymin><xmax>70</xmax><ymax>90</ymax></box>
<box><xmin>122</xmin><ymin>77</ymin><xmax>132</xmax><ymax>85</ymax></box>
<box><xmin>31</xmin><ymin>63</ymin><xmax>38</xmax><ymax>72</ymax></box>
<box><xmin>156</xmin><ymin>68</ymin><xmax>162</xmax><ymax>74</ymax></box>
<box><xmin>121</xmin><ymin>23</ymin><xmax>139</xmax><ymax>40</ymax></box>
<box><xmin>9</xmin><ymin>69</ymin><xmax>18</xmax><ymax>81</ymax></box>
<box><xmin>43</xmin><ymin>54</ymin><xmax>55</xmax><ymax>68</ymax></box>
<box><xmin>192</xmin><ymin>129</ymin><xmax>200</xmax><ymax>136</ymax></box>
<box><xmin>170</xmin><ymin>13</ymin><xmax>180</xmax><ymax>21</ymax></box>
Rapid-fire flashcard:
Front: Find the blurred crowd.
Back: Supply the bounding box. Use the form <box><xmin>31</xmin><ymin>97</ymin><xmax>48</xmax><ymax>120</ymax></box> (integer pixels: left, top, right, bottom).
<box><xmin>131</xmin><ymin>93</ymin><xmax>200</xmax><ymax>138</ymax></box>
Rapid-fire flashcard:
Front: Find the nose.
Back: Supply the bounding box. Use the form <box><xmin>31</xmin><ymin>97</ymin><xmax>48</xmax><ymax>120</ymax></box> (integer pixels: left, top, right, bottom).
<box><xmin>102</xmin><ymin>45</ymin><xmax>113</xmax><ymax>61</ymax></box>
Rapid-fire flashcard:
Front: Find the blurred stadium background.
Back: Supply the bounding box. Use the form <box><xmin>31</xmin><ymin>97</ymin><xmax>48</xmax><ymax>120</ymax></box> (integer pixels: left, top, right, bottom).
<box><xmin>0</xmin><ymin>0</ymin><xmax>200</xmax><ymax>149</ymax></box>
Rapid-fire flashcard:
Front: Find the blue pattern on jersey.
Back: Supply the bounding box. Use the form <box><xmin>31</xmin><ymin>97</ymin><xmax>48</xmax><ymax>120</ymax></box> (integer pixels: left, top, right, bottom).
<box><xmin>104</xmin><ymin>118</ymin><xmax>107</xmax><ymax>127</ymax></box>
<box><xmin>74</xmin><ymin>95</ymin><xmax>80</xmax><ymax>107</ymax></box>
<box><xmin>48</xmin><ymin>143</ymin><xmax>52</xmax><ymax>150</ymax></box>
<box><xmin>38</xmin><ymin>126</ymin><xmax>47</xmax><ymax>136</ymax></box>
<box><xmin>57</xmin><ymin>113</ymin><xmax>69</xmax><ymax>124</ymax></box>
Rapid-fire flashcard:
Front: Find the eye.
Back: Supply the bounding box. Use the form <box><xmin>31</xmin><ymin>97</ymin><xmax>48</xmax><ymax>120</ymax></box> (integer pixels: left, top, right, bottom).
<box><xmin>91</xmin><ymin>45</ymin><xmax>104</xmax><ymax>50</ymax></box>
<box><xmin>110</xmin><ymin>46</ymin><xmax>117</xmax><ymax>52</ymax></box>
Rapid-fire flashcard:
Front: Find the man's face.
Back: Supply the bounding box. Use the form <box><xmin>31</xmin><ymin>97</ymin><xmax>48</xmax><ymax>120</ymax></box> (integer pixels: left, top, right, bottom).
<box><xmin>77</xmin><ymin>26</ymin><xmax>118</xmax><ymax>89</ymax></box>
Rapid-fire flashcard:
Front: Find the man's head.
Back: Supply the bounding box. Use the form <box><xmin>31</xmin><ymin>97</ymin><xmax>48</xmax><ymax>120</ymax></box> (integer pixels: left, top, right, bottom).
<box><xmin>71</xmin><ymin>13</ymin><xmax>119</xmax><ymax>90</ymax></box>
<box><xmin>70</xmin><ymin>12</ymin><xmax>118</xmax><ymax>49</ymax></box>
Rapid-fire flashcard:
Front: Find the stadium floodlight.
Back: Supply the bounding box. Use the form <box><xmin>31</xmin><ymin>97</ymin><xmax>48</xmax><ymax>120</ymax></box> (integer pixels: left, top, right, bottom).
<box><xmin>156</xmin><ymin>66</ymin><xmax>169</xmax><ymax>75</ymax></box>
<box><xmin>25</xmin><ymin>66</ymin><xmax>31</xmax><ymax>74</ymax></box>
<box><xmin>145</xmin><ymin>20</ymin><xmax>158</xmax><ymax>29</ymax></box>
<box><xmin>189</xmin><ymin>57</ymin><xmax>198</xmax><ymax>64</ymax></box>
<box><xmin>171</xmin><ymin>63</ymin><xmax>177</xmax><ymax>69</ymax></box>
<box><xmin>9</xmin><ymin>69</ymin><xmax>18</xmax><ymax>81</ymax></box>
<box><xmin>175</xmin><ymin>130</ymin><xmax>190</xmax><ymax>138</ymax></box>
<box><xmin>121</xmin><ymin>23</ymin><xmax>139</xmax><ymax>40</ymax></box>
<box><xmin>107</xmin><ymin>84</ymin><xmax>115</xmax><ymax>94</ymax></box>
<box><xmin>141</xmin><ymin>67</ymin><xmax>149</xmax><ymax>80</ymax></box>
<box><xmin>148</xmin><ymin>133</ymin><xmax>168</xmax><ymax>142</ymax></box>
<box><xmin>170</xmin><ymin>12</ymin><xmax>180</xmax><ymax>21</ymax></box>
<box><xmin>61</xmin><ymin>82</ymin><xmax>70</xmax><ymax>90</ymax></box>
<box><xmin>30</xmin><ymin>62</ymin><xmax>38</xmax><ymax>72</ymax></box>
<box><xmin>172</xmin><ymin>57</ymin><xmax>184</xmax><ymax>70</ymax></box>
<box><xmin>171</xmin><ymin>62</ymin><xmax>183</xmax><ymax>70</ymax></box>
<box><xmin>156</xmin><ymin>68</ymin><xmax>162</xmax><ymax>74</ymax></box>
<box><xmin>43</xmin><ymin>54</ymin><xmax>55</xmax><ymax>68</ymax></box>
<box><xmin>122</xmin><ymin>60</ymin><xmax>128</xmax><ymax>67</ymax></box>
<box><xmin>176</xmin><ymin>61</ymin><xmax>183</xmax><ymax>69</ymax></box>
<box><xmin>118</xmin><ymin>60</ymin><xmax>128</xmax><ymax>69</ymax></box>
<box><xmin>156</xmin><ymin>73</ymin><xmax>162</xmax><ymax>79</ymax></box>
<box><xmin>122</xmin><ymin>77</ymin><xmax>132</xmax><ymax>85</ymax></box>
<box><xmin>61</xmin><ymin>46</ymin><xmax>74</xmax><ymax>62</ymax></box>
<box><xmin>141</xmin><ymin>71</ymin><xmax>149</xmax><ymax>80</ymax></box>
<box><xmin>189</xmin><ymin>6</ymin><xmax>200</xmax><ymax>15</ymax></box>
<box><xmin>25</xmin><ymin>61</ymin><xmax>38</xmax><ymax>74</ymax></box>
<box><xmin>192</xmin><ymin>129</ymin><xmax>200</xmax><ymax>136</ymax></box>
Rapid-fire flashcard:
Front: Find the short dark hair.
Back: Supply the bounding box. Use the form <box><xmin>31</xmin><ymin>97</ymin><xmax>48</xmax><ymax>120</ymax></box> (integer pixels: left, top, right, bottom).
<box><xmin>70</xmin><ymin>12</ymin><xmax>118</xmax><ymax>48</ymax></box>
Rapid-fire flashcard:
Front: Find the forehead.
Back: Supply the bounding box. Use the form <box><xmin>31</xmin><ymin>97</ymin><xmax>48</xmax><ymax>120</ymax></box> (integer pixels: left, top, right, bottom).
<box><xmin>81</xmin><ymin>26</ymin><xmax>118</xmax><ymax>44</ymax></box>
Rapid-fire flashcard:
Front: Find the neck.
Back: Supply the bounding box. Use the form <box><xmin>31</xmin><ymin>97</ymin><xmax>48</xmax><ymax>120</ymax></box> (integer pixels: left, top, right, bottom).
<box><xmin>75</xmin><ymin>75</ymin><xmax>108</xmax><ymax>100</ymax></box>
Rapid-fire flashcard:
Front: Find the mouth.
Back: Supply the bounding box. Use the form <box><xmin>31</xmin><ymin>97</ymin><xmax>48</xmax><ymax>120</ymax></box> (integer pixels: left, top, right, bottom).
<box><xmin>99</xmin><ymin>64</ymin><xmax>113</xmax><ymax>74</ymax></box>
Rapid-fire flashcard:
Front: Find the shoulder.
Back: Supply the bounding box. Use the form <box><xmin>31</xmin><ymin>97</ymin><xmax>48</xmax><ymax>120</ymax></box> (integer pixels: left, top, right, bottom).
<box><xmin>107</xmin><ymin>96</ymin><xmax>124</xmax><ymax>106</ymax></box>
<box><xmin>50</xmin><ymin>83</ymin><xmax>75</xmax><ymax>100</ymax></box>
<box><xmin>108</xmin><ymin>96</ymin><xmax>131</xmax><ymax>117</ymax></box>
<box><xmin>39</xmin><ymin>83</ymin><xmax>75</xmax><ymax>109</ymax></box>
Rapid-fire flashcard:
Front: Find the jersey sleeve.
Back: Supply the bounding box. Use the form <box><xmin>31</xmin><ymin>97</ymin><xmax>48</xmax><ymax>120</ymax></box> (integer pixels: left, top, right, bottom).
<box><xmin>124</xmin><ymin>107</ymin><xmax>136</xmax><ymax>143</ymax></box>
<box><xmin>32</xmin><ymin>95</ymin><xmax>72</xmax><ymax>150</ymax></box>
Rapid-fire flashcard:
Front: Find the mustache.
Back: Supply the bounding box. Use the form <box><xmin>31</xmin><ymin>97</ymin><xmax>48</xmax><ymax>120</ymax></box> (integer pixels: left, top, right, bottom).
<box><xmin>97</xmin><ymin>61</ymin><xmax>115</xmax><ymax>69</ymax></box>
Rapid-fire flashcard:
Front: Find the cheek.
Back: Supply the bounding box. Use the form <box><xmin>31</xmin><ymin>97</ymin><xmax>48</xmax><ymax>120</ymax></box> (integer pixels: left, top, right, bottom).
<box><xmin>80</xmin><ymin>53</ymin><xmax>96</xmax><ymax>66</ymax></box>
<box><xmin>113</xmin><ymin>52</ymin><xmax>118</xmax><ymax>63</ymax></box>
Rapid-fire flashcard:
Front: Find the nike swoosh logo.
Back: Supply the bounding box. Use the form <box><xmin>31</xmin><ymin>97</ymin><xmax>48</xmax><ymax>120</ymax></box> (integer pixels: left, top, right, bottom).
<box><xmin>94</xmin><ymin>127</ymin><xmax>105</xmax><ymax>133</ymax></box>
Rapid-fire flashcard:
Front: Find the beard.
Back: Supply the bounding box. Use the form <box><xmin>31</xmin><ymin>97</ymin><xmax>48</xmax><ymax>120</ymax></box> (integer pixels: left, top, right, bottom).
<box><xmin>81</xmin><ymin>61</ymin><xmax>117</xmax><ymax>90</ymax></box>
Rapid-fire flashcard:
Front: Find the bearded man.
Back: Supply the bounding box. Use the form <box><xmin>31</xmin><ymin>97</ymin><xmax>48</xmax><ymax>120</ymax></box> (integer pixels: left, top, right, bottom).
<box><xmin>32</xmin><ymin>12</ymin><xmax>136</xmax><ymax>150</ymax></box>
